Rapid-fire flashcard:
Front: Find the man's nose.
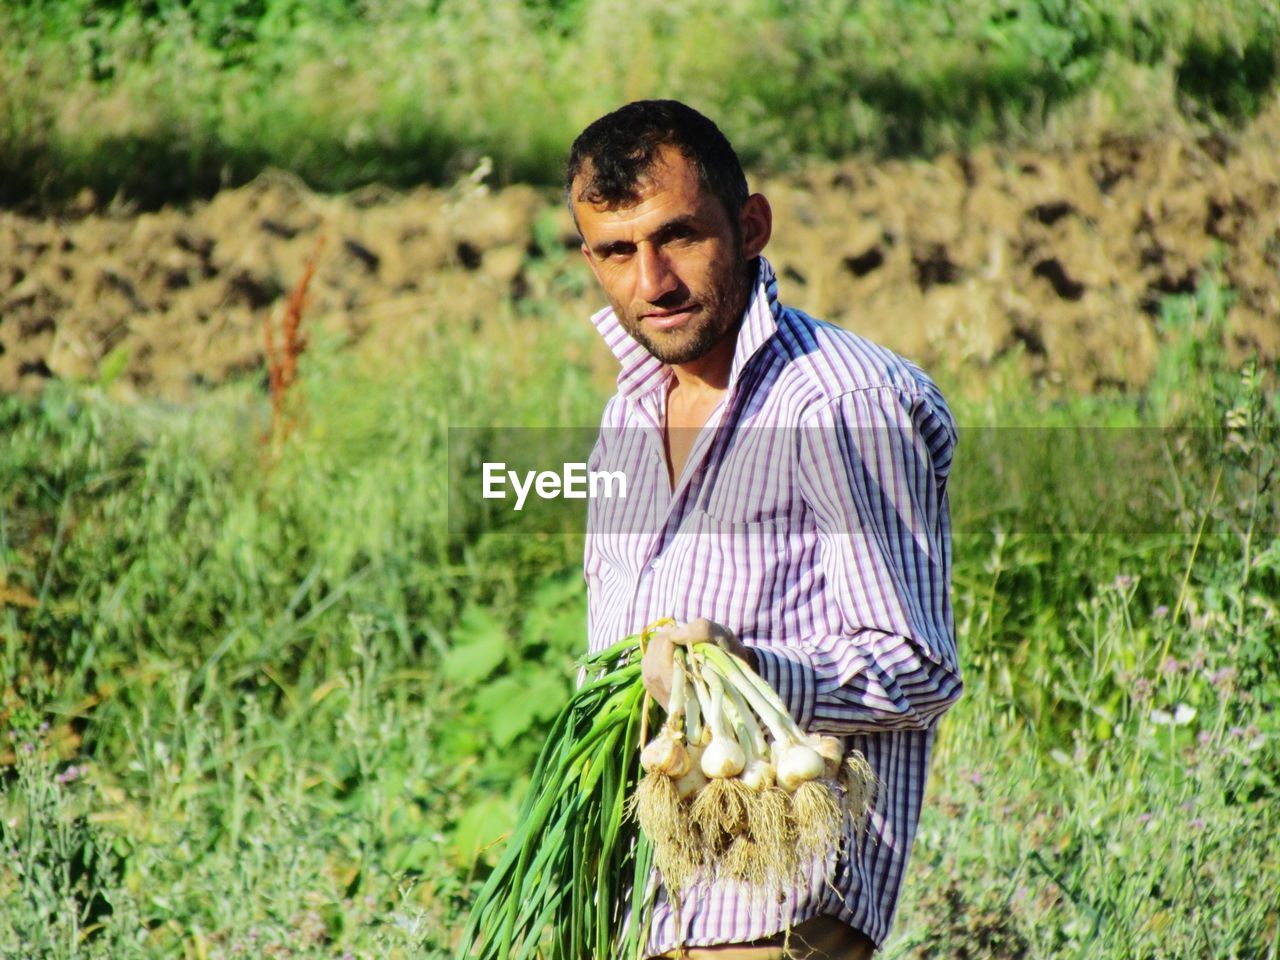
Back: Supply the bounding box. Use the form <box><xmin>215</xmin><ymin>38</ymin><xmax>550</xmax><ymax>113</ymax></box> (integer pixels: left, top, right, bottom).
<box><xmin>635</xmin><ymin>244</ymin><xmax>678</xmax><ymax>303</ymax></box>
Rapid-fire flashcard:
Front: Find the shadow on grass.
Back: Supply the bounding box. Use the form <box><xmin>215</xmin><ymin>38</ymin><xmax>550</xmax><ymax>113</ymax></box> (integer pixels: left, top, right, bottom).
<box><xmin>0</xmin><ymin>123</ymin><xmax>484</xmax><ymax>210</ymax></box>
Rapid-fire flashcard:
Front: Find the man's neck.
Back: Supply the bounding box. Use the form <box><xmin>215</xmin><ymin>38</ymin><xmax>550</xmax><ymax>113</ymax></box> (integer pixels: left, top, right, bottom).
<box><xmin>669</xmin><ymin>315</ymin><xmax>741</xmax><ymax>400</ymax></box>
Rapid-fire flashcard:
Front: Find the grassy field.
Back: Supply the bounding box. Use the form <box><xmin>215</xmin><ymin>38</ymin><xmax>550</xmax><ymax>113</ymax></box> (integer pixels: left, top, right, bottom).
<box><xmin>2</xmin><ymin>221</ymin><xmax>1277</xmax><ymax>958</ymax></box>
<box><xmin>3</xmin><ymin>3</ymin><xmax>1279</xmax><ymax>956</ymax></box>
<box><xmin>2</xmin><ymin>0</ymin><xmax>1279</xmax><ymax>205</ymax></box>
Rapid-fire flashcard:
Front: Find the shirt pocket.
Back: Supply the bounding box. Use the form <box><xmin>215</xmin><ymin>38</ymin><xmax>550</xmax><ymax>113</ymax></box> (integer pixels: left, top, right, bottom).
<box><xmin>671</xmin><ymin>508</ymin><xmax>795</xmax><ymax>641</ymax></box>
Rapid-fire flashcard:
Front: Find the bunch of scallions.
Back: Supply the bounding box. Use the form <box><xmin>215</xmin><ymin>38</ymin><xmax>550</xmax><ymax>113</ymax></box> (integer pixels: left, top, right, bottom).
<box><xmin>454</xmin><ymin>621</ymin><xmax>877</xmax><ymax>960</ymax></box>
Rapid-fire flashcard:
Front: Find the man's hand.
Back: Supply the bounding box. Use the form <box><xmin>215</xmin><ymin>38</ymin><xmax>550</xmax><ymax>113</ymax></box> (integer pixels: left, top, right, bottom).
<box><xmin>640</xmin><ymin>618</ymin><xmax>757</xmax><ymax>707</ymax></box>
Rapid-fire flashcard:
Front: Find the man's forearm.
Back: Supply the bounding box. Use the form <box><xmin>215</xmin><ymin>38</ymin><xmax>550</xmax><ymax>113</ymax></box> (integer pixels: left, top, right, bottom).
<box><xmin>746</xmin><ymin>630</ymin><xmax>963</xmax><ymax>735</ymax></box>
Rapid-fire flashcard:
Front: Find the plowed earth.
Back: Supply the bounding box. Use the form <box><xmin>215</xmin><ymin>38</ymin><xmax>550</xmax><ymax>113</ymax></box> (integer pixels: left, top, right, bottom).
<box><xmin>3</xmin><ymin>103</ymin><xmax>1278</xmax><ymax>400</ymax></box>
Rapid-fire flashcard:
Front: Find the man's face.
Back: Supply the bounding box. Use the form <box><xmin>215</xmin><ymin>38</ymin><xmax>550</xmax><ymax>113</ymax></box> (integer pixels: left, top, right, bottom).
<box><xmin>572</xmin><ymin>146</ymin><xmax>756</xmax><ymax>366</ymax></box>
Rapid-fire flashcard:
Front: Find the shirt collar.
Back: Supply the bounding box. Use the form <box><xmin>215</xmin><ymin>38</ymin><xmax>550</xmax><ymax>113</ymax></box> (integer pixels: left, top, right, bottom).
<box><xmin>590</xmin><ymin>256</ymin><xmax>783</xmax><ymax>401</ymax></box>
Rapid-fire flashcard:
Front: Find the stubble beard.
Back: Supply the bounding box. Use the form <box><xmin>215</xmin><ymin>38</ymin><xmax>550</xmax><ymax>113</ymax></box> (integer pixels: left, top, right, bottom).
<box><xmin>616</xmin><ymin>258</ymin><xmax>756</xmax><ymax>366</ymax></box>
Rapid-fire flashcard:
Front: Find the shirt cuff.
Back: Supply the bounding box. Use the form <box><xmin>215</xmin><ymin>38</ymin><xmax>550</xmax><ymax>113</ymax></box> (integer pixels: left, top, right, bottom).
<box><xmin>744</xmin><ymin>644</ymin><xmax>818</xmax><ymax>733</ymax></box>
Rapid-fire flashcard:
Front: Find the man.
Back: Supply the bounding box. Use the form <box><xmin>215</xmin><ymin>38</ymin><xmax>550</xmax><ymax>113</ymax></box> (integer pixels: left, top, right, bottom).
<box><xmin>568</xmin><ymin>100</ymin><xmax>961</xmax><ymax>959</ymax></box>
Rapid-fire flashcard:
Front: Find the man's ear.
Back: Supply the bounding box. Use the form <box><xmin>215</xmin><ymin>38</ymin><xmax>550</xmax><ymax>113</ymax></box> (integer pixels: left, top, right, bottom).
<box><xmin>580</xmin><ymin>242</ymin><xmax>602</xmax><ymax>283</ymax></box>
<box><xmin>739</xmin><ymin>193</ymin><xmax>772</xmax><ymax>259</ymax></box>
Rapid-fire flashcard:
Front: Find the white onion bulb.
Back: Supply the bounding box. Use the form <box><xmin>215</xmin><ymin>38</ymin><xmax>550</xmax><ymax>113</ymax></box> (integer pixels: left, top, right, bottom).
<box><xmin>776</xmin><ymin>743</ymin><xmax>826</xmax><ymax>791</ymax></box>
<box><xmin>700</xmin><ymin>737</ymin><xmax>746</xmax><ymax>779</ymax></box>
<box><xmin>641</xmin><ymin>733</ymin><xmax>691</xmax><ymax>778</ymax></box>
<box><xmin>812</xmin><ymin>735</ymin><xmax>845</xmax><ymax>778</ymax></box>
<box><xmin>740</xmin><ymin>758</ymin><xmax>776</xmax><ymax>792</ymax></box>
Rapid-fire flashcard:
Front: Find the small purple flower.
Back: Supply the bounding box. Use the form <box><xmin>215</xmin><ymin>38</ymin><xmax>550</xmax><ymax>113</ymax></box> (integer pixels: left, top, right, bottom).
<box><xmin>1230</xmin><ymin>726</ymin><xmax>1246</xmax><ymax>738</ymax></box>
<box><xmin>1132</xmin><ymin>677</ymin><xmax>1153</xmax><ymax>702</ymax></box>
<box><xmin>38</xmin><ymin>721</ymin><xmax>50</xmax><ymax>735</ymax></box>
<box><xmin>1161</xmin><ymin>657</ymin><xmax>1182</xmax><ymax>677</ymax></box>
<box><xmin>1197</xmin><ymin>731</ymin><xmax>1213</xmax><ymax>746</ymax></box>
<box><xmin>1113</xmin><ymin>574</ymin><xmax>1135</xmax><ymax>591</ymax></box>
<box><xmin>1210</xmin><ymin>667</ymin><xmax>1237</xmax><ymax>692</ymax></box>
<box><xmin>968</xmin><ymin>770</ymin><xmax>983</xmax><ymax>786</ymax></box>
<box><xmin>1137</xmin><ymin>812</ymin><xmax>1153</xmax><ymax>824</ymax></box>
<box><xmin>1189</xmin><ymin>817</ymin><xmax>1205</xmax><ymax>830</ymax></box>
<box><xmin>56</xmin><ymin>765</ymin><xmax>82</xmax><ymax>785</ymax></box>
<box><xmin>20</xmin><ymin>742</ymin><xmax>34</xmax><ymax>755</ymax></box>
<box><xmin>1191</xmin><ymin>651</ymin><xmax>1207</xmax><ymax>670</ymax></box>
<box><xmin>1154</xmin><ymin>605</ymin><xmax>1170</xmax><ymax>619</ymax></box>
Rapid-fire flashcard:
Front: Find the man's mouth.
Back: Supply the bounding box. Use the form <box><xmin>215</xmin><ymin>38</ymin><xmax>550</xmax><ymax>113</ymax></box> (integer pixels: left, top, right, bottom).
<box><xmin>642</xmin><ymin>304</ymin><xmax>699</xmax><ymax>330</ymax></box>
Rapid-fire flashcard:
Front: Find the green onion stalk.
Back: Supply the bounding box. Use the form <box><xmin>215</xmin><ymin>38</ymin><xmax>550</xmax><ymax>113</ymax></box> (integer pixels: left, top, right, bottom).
<box><xmin>453</xmin><ymin>630</ymin><xmax>658</xmax><ymax>960</ymax></box>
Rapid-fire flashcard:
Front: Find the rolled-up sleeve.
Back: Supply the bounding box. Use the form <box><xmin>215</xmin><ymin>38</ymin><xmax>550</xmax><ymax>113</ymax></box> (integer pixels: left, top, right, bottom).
<box><xmin>748</xmin><ymin>385</ymin><xmax>961</xmax><ymax>734</ymax></box>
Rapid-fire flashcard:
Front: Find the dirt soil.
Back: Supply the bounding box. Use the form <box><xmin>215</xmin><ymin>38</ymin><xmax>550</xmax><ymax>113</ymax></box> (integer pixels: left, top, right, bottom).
<box><xmin>3</xmin><ymin>102</ymin><xmax>1278</xmax><ymax>400</ymax></box>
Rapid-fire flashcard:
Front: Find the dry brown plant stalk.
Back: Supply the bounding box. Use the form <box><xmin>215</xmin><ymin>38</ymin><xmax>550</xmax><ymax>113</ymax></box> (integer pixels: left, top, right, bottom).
<box><xmin>263</xmin><ymin>235</ymin><xmax>325</xmax><ymax>450</ymax></box>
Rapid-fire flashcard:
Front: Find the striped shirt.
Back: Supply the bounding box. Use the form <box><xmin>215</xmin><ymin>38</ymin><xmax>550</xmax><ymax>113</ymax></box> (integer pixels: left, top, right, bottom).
<box><xmin>584</xmin><ymin>256</ymin><xmax>962</xmax><ymax>955</ymax></box>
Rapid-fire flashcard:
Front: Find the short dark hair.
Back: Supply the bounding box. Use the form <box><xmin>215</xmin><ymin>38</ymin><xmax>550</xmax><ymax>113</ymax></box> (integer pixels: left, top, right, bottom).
<box><xmin>565</xmin><ymin>100</ymin><xmax>749</xmax><ymax>220</ymax></box>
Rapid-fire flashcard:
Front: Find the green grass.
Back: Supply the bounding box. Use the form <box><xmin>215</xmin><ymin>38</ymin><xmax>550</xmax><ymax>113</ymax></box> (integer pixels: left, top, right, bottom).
<box><xmin>1</xmin><ymin>259</ymin><xmax>1277</xmax><ymax>957</ymax></box>
<box><xmin>1</xmin><ymin>0</ymin><xmax>1278</xmax><ymax>205</ymax></box>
